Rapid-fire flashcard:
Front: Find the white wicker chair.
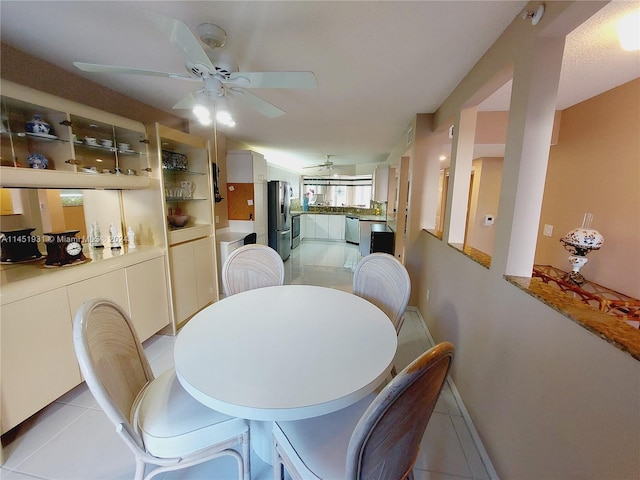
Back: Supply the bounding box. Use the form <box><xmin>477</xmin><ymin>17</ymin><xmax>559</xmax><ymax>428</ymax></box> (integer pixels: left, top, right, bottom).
<box><xmin>273</xmin><ymin>342</ymin><xmax>455</xmax><ymax>480</ymax></box>
<box><xmin>353</xmin><ymin>253</ymin><xmax>411</xmax><ymax>333</ymax></box>
<box><xmin>73</xmin><ymin>298</ymin><xmax>250</xmax><ymax>480</ymax></box>
<box><xmin>222</xmin><ymin>244</ymin><xmax>285</xmax><ymax>296</ymax></box>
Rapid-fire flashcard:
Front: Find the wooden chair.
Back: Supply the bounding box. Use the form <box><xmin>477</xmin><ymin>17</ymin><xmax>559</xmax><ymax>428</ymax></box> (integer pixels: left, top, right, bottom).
<box><xmin>222</xmin><ymin>244</ymin><xmax>285</xmax><ymax>296</ymax></box>
<box><xmin>272</xmin><ymin>342</ymin><xmax>454</xmax><ymax>480</ymax></box>
<box><xmin>73</xmin><ymin>298</ymin><xmax>250</xmax><ymax>480</ymax></box>
<box><xmin>353</xmin><ymin>252</ymin><xmax>411</xmax><ymax>333</ymax></box>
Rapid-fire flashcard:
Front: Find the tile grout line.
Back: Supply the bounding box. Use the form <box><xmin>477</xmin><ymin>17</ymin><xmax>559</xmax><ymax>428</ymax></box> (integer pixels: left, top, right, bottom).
<box><xmin>4</xmin><ymin>405</ymin><xmax>94</xmax><ymax>476</ymax></box>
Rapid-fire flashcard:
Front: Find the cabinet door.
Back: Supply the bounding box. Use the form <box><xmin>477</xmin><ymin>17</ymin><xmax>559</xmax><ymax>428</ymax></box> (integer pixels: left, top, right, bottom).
<box><xmin>1</xmin><ymin>288</ymin><xmax>80</xmax><ymax>434</ymax></box>
<box><xmin>315</xmin><ymin>215</ymin><xmax>330</xmax><ymax>239</ymax></box>
<box><xmin>67</xmin><ymin>269</ymin><xmax>129</xmax><ymax>320</ymax></box>
<box><xmin>304</xmin><ymin>214</ymin><xmax>316</xmax><ymax>239</ymax></box>
<box><xmin>253</xmin><ymin>181</ymin><xmax>268</xmax><ymax>244</ymax></box>
<box><xmin>328</xmin><ymin>215</ymin><xmax>346</xmax><ymax>240</ymax></box>
<box><xmin>226</xmin><ymin>151</ymin><xmax>254</xmax><ymax>183</ymax></box>
<box><xmin>192</xmin><ymin>236</ymin><xmax>217</xmax><ymax>309</ymax></box>
<box><xmin>169</xmin><ymin>242</ymin><xmax>199</xmax><ymax>326</ymax></box>
<box><xmin>126</xmin><ymin>257</ymin><xmax>171</xmax><ymax>341</ymax></box>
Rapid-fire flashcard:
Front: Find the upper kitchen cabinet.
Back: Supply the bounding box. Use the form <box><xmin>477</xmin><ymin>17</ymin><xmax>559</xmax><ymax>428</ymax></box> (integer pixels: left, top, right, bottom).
<box><xmin>0</xmin><ymin>81</ymin><xmax>151</xmax><ymax>190</ymax></box>
<box><xmin>226</xmin><ymin>150</ymin><xmax>268</xmax><ymax>244</ymax></box>
<box><xmin>156</xmin><ymin>123</ymin><xmax>214</xmax><ymax>245</ymax></box>
<box><xmin>372</xmin><ymin>166</ymin><xmax>389</xmax><ymax>202</ymax></box>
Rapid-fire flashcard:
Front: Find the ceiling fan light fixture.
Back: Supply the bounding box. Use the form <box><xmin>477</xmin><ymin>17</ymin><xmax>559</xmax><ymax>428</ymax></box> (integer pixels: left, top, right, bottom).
<box><xmin>197</xmin><ymin>23</ymin><xmax>227</xmax><ymax>49</ymax></box>
<box><xmin>192</xmin><ymin>91</ymin><xmax>213</xmax><ymax>125</ymax></box>
<box><xmin>215</xmin><ymin>96</ymin><xmax>236</xmax><ymax>127</ymax></box>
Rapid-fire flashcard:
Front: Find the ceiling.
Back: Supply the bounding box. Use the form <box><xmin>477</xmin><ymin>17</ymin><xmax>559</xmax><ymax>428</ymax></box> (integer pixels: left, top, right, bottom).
<box><xmin>1</xmin><ymin>1</ymin><xmax>638</xmax><ymax>172</ymax></box>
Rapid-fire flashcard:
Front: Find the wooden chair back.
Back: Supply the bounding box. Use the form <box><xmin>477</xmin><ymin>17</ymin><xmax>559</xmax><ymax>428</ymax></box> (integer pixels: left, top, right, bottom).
<box><xmin>346</xmin><ymin>342</ymin><xmax>454</xmax><ymax>480</ymax></box>
<box><xmin>73</xmin><ymin>299</ymin><xmax>153</xmax><ymax>436</ymax></box>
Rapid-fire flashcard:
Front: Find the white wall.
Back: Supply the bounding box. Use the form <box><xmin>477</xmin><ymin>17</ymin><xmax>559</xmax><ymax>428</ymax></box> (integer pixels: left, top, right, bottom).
<box><xmin>267</xmin><ymin>164</ymin><xmax>301</xmax><ymax>199</ymax></box>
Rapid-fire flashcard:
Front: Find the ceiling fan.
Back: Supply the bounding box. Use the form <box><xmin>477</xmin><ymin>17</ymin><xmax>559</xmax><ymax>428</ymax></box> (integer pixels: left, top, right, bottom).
<box><xmin>304</xmin><ymin>155</ymin><xmax>335</xmax><ymax>171</ymax></box>
<box><xmin>73</xmin><ymin>12</ymin><xmax>317</xmax><ymax>124</ymax></box>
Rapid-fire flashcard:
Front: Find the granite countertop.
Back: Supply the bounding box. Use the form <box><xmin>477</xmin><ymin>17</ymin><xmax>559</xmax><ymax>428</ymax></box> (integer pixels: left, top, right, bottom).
<box><xmin>506</xmin><ymin>275</ymin><xmax>640</xmax><ymax>362</ymax></box>
<box><xmin>292</xmin><ymin>210</ymin><xmax>386</xmax><ymax>221</ymax></box>
<box><xmin>440</xmin><ymin>237</ymin><xmax>640</xmax><ymax>361</ymax></box>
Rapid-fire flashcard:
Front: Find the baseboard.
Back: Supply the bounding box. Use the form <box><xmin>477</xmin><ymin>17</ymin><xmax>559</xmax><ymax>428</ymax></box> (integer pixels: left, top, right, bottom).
<box><xmin>408</xmin><ymin>306</ymin><xmax>500</xmax><ymax>480</ymax></box>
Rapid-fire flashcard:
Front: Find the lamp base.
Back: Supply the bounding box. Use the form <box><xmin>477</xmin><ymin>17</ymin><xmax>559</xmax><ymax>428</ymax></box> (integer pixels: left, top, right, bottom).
<box><xmin>565</xmin><ymin>255</ymin><xmax>588</xmax><ymax>285</ymax></box>
<box><xmin>565</xmin><ymin>270</ymin><xmax>586</xmax><ymax>285</ymax></box>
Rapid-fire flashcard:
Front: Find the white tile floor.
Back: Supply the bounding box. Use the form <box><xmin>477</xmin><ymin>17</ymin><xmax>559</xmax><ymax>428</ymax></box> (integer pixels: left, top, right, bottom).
<box><xmin>1</xmin><ymin>239</ymin><xmax>497</xmax><ymax>480</ymax></box>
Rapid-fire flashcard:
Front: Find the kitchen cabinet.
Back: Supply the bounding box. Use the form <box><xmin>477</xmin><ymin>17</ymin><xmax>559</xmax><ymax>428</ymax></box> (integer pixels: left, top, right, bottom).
<box><xmin>1</xmin><ymin>288</ymin><xmax>80</xmax><ymax>435</ymax></box>
<box><xmin>302</xmin><ymin>214</ymin><xmax>345</xmax><ymax>241</ymax></box>
<box><xmin>0</xmin><ymin>81</ymin><xmax>173</xmax><ymax>440</ymax></box>
<box><xmin>226</xmin><ymin>150</ymin><xmax>268</xmax><ymax>244</ymax></box>
<box><xmin>156</xmin><ymin>124</ymin><xmax>218</xmax><ymax>330</ymax></box>
<box><xmin>67</xmin><ymin>269</ymin><xmax>129</xmax><ymax>320</ymax></box>
<box><xmin>168</xmin><ymin>235</ymin><xmax>216</xmax><ymax>328</ymax></box>
<box><xmin>315</xmin><ymin>214</ymin><xmax>330</xmax><ymax>239</ymax></box>
<box><xmin>373</xmin><ymin>166</ymin><xmax>389</xmax><ymax>202</ymax></box>
<box><xmin>125</xmin><ymin>256</ymin><xmax>171</xmax><ymax>341</ymax></box>
<box><xmin>328</xmin><ymin>215</ymin><xmax>346</xmax><ymax>240</ymax></box>
<box><xmin>0</xmin><ymin>80</ymin><xmax>151</xmax><ymax>190</ymax></box>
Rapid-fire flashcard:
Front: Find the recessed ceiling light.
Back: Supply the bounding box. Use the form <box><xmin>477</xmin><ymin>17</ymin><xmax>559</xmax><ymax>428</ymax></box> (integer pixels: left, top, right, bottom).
<box><xmin>439</xmin><ymin>155</ymin><xmax>447</xmax><ymax>161</ymax></box>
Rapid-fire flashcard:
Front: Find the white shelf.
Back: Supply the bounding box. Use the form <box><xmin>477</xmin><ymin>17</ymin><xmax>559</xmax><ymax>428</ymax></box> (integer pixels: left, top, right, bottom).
<box><xmin>0</xmin><ymin>166</ymin><xmax>152</xmax><ymax>189</ymax></box>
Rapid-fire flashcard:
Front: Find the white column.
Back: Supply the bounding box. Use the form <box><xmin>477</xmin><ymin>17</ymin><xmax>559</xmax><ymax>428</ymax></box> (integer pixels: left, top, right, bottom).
<box><xmin>445</xmin><ymin>106</ymin><xmax>477</xmax><ymax>245</ymax></box>
<box><xmin>491</xmin><ymin>36</ymin><xmax>566</xmax><ymax>277</ymax></box>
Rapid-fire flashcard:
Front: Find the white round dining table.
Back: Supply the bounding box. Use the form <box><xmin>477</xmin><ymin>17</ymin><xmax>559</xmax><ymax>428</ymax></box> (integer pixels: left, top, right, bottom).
<box><xmin>174</xmin><ymin>284</ymin><xmax>397</xmax><ymax>463</ymax></box>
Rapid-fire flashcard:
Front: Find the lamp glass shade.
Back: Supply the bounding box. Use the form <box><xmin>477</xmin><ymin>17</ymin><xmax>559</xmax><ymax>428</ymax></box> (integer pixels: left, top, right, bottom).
<box><xmin>560</xmin><ymin>228</ymin><xmax>604</xmax><ymax>256</ymax></box>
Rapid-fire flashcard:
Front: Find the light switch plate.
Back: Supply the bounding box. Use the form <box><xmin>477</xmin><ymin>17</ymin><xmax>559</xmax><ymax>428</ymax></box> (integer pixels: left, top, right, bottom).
<box><xmin>543</xmin><ymin>224</ymin><xmax>553</xmax><ymax>236</ymax></box>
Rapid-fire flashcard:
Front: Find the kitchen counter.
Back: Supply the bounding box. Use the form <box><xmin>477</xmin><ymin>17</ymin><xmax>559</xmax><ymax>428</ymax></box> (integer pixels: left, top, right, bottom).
<box><xmin>0</xmin><ymin>245</ymin><xmax>165</xmax><ymax>305</ymax></box>
<box><xmin>292</xmin><ymin>210</ymin><xmax>386</xmax><ymax>222</ymax></box>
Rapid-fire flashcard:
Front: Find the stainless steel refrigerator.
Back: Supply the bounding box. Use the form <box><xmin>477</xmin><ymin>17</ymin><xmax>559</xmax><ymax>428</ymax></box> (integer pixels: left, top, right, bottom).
<box><xmin>268</xmin><ymin>180</ymin><xmax>291</xmax><ymax>261</ymax></box>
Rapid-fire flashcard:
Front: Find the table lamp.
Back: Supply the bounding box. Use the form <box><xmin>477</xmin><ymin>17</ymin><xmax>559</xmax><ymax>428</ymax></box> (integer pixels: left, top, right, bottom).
<box><xmin>559</xmin><ymin>213</ymin><xmax>604</xmax><ymax>285</ymax></box>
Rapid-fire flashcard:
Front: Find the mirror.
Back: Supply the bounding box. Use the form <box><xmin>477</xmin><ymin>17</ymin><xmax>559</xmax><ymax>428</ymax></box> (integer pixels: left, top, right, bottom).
<box><xmin>0</xmin><ymin>188</ymin><xmax>123</xmax><ymax>256</ymax></box>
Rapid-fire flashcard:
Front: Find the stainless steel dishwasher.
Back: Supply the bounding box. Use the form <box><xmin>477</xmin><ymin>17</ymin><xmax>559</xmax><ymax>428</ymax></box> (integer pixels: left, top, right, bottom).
<box><xmin>345</xmin><ymin>215</ymin><xmax>360</xmax><ymax>244</ymax></box>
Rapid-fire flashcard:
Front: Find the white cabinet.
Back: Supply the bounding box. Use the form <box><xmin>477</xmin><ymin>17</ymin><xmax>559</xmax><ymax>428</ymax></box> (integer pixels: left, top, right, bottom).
<box><xmin>1</xmin><ymin>288</ymin><xmax>80</xmax><ymax>434</ymax></box>
<box><xmin>67</xmin><ymin>269</ymin><xmax>129</xmax><ymax>320</ymax></box>
<box><xmin>315</xmin><ymin>215</ymin><xmax>330</xmax><ymax>239</ymax></box>
<box><xmin>302</xmin><ymin>214</ymin><xmax>345</xmax><ymax>241</ymax></box>
<box><xmin>157</xmin><ymin>124</ymin><xmax>218</xmax><ymax>330</ymax></box>
<box><xmin>126</xmin><ymin>256</ymin><xmax>171</xmax><ymax>341</ymax></box>
<box><xmin>226</xmin><ymin>150</ymin><xmax>268</xmax><ymax>244</ymax></box>
<box><xmin>302</xmin><ymin>214</ymin><xmax>314</xmax><ymax>239</ymax></box>
<box><xmin>227</xmin><ymin>149</ymin><xmax>267</xmax><ymax>183</ymax></box>
<box><xmin>0</xmin><ymin>80</ymin><xmax>151</xmax><ymax>190</ymax></box>
<box><xmin>373</xmin><ymin>166</ymin><xmax>390</xmax><ymax>202</ymax></box>
<box><xmin>328</xmin><ymin>215</ymin><xmax>346</xmax><ymax>240</ymax></box>
<box><xmin>169</xmin><ymin>235</ymin><xmax>216</xmax><ymax>327</ymax></box>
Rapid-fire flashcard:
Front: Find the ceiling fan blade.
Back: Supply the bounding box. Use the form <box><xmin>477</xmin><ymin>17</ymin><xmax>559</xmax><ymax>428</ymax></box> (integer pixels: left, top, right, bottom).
<box><xmin>73</xmin><ymin>62</ymin><xmax>193</xmax><ymax>79</ymax></box>
<box><xmin>147</xmin><ymin>12</ymin><xmax>215</xmax><ymax>72</ymax></box>
<box><xmin>230</xmin><ymin>89</ymin><xmax>285</xmax><ymax>118</ymax></box>
<box><xmin>227</xmin><ymin>71</ymin><xmax>318</xmax><ymax>89</ymax></box>
<box><xmin>172</xmin><ymin>91</ymin><xmax>199</xmax><ymax>110</ymax></box>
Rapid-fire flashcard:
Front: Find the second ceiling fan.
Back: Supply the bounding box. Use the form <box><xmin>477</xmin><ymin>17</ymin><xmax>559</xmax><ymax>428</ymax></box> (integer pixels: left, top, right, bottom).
<box><xmin>73</xmin><ymin>12</ymin><xmax>318</xmax><ymax>124</ymax></box>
